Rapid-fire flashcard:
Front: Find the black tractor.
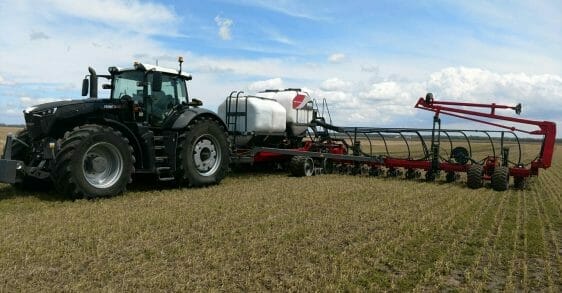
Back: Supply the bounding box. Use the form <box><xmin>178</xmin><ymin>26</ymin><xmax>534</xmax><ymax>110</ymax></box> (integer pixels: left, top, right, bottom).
<box><xmin>0</xmin><ymin>57</ymin><xmax>230</xmax><ymax>198</ymax></box>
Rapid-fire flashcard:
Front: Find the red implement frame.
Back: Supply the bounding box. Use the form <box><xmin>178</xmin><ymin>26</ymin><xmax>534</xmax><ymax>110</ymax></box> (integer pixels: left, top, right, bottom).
<box><xmin>230</xmin><ymin>92</ymin><xmax>556</xmax><ymax>190</ymax></box>
<box><xmin>414</xmin><ymin>95</ymin><xmax>556</xmax><ymax>176</ymax></box>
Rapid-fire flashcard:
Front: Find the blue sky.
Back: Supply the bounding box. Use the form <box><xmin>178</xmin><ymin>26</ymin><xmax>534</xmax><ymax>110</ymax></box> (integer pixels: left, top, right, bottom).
<box><xmin>0</xmin><ymin>0</ymin><xmax>561</xmax><ymax>135</ymax></box>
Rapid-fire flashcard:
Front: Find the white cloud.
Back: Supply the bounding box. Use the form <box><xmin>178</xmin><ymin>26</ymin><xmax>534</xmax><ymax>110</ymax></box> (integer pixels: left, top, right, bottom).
<box><xmin>313</xmin><ymin>80</ymin><xmax>421</xmax><ymax>125</ymax></box>
<box><xmin>248</xmin><ymin>78</ymin><xmax>284</xmax><ymax>91</ymax></box>
<box><xmin>320</xmin><ymin>78</ymin><xmax>352</xmax><ymax>91</ymax></box>
<box><xmin>427</xmin><ymin>67</ymin><xmax>562</xmax><ymax>112</ymax></box>
<box><xmin>46</xmin><ymin>0</ymin><xmax>180</xmax><ymax>36</ymax></box>
<box><xmin>0</xmin><ymin>96</ymin><xmax>69</xmax><ymax>119</ymax></box>
<box><xmin>311</xmin><ymin>67</ymin><xmax>562</xmax><ymax>130</ymax></box>
<box><xmin>328</xmin><ymin>53</ymin><xmax>346</xmax><ymax>63</ymax></box>
<box><xmin>0</xmin><ymin>0</ymin><xmax>180</xmax><ymax>85</ymax></box>
<box><xmin>362</xmin><ymin>81</ymin><xmax>414</xmax><ymax>101</ymax></box>
<box><xmin>29</xmin><ymin>30</ymin><xmax>50</xmax><ymax>41</ymax></box>
<box><xmin>361</xmin><ymin>65</ymin><xmax>379</xmax><ymax>73</ymax></box>
<box><xmin>5</xmin><ymin>108</ymin><xmax>19</xmax><ymax>115</ymax></box>
<box><xmin>214</xmin><ymin>16</ymin><xmax>233</xmax><ymax>40</ymax></box>
<box><xmin>229</xmin><ymin>0</ymin><xmax>326</xmax><ymax>21</ymax></box>
<box><xmin>0</xmin><ymin>75</ymin><xmax>15</xmax><ymax>86</ymax></box>
<box><xmin>264</xmin><ymin>29</ymin><xmax>294</xmax><ymax>45</ymax></box>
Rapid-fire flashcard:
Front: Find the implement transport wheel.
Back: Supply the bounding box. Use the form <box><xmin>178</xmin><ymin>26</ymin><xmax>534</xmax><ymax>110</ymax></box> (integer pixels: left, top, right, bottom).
<box><xmin>514</xmin><ymin>176</ymin><xmax>526</xmax><ymax>190</ymax></box>
<box><xmin>491</xmin><ymin>166</ymin><xmax>510</xmax><ymax>191</ymax></box>
<box><xmin>53</xmin><ymin>125</ymin><xmax>135</xmax><ymax>198</ymax></box>
<box><xmin>289</xmin><ymin>156</ymin><xmax>314</xmax><ymax>177</ymax></box>
<box><xmin>369</xmin><ymin>167</ymin><xmax>382</xmax><ymax>177</ymax></box>
<box><xmin>445</xmin><ymin>171</ymin><xmax>457</xmax><ymax>183</ymax></box>
<box><xmin>467</xmin><ymin>164</ymin><xmax>484</xmax><ymax>189</ymax></box>
<box><xmin>425</xmin><ymin>170</ymin><xmax>438</xmax><ymax>181</ymax></box>
<box><xmin>2</xmin><ymin>130</ymin><xmax>51</xmax><ymax>190</ymax></box>
<box><xmin>177</xmin><ymin>117</ymin><xmax>230</xmax><ymax>187</ymax></box>
<box><xmin>405</xmin><ymin>169</ymin><xmax>418</xmax><ymax>179</ymax></box>
<box><xmin>387</xmin><ymin>167</ymin><xmax>400</xmax><ymax>178</ymax></box>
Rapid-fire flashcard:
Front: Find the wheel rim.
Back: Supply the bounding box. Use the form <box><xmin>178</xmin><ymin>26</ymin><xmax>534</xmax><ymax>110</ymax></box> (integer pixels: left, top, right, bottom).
<box><xmin>193</xmin><ymin>134</ymin><xmax>221</xmax><ymax>176</ymax></box>
<box><xmin>82</xmin><ymin>142</ymin><xmax>124</xmax><ymax>189</ymax></box>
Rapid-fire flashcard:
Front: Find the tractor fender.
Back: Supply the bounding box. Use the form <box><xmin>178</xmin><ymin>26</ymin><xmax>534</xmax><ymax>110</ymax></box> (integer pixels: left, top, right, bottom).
<box><xmin>101</xmin><ymin>118</ymin><xmax>145</xmax><ymax>169</ymax></box>
<box><xmin>171</xmin><ymin>108</ymin><xmax>226</xmax><ymax>130</ymax></box>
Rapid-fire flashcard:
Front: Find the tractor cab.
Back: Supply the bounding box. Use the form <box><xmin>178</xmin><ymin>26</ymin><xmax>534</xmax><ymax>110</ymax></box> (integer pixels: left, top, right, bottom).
<box><xmin>82</xmin><ymin>57</ymin><xmax>195</xmax><ymax>127</ymax></box>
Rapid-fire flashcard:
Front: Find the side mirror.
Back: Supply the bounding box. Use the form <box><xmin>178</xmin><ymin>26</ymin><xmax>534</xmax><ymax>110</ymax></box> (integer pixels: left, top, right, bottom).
<box><xmin>82</xmin><ymin>78</ymin><xmax>89</xmax><ymax>96</ymax></box>
<box><xmin>152</xmin><ymin>72</ymin><xmax>162</xmax><ymax>92</ymax></box>
<box><xmin>102</xmin><ymin>84</ymin><xmax>112</xmax><ymax>90</ymax></box>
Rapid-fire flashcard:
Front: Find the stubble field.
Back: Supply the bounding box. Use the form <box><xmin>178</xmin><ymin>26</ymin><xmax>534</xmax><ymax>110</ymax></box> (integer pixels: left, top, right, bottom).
<box><xmin>0</xmin><ymin>127</ymin><xmax>560</xmax><ymax>291</ymax></box>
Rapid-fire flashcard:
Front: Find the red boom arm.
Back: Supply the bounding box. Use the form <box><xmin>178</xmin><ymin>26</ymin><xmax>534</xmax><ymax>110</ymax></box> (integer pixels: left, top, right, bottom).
<box><xmin>414</xmin><ymin>94</ymin><xmax>557</xmax><ymax>169</ymax></box>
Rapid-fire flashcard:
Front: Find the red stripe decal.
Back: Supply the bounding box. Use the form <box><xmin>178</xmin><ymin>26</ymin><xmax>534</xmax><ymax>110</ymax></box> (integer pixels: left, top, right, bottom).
<box><xmin>292</xmin><ymin>94</ymin><xmax>306</xmax><ymax>109</ymax></box>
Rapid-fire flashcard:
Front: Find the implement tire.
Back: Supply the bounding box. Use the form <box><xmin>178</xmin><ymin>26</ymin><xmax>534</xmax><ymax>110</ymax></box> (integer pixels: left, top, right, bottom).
<box><xmin>52</xmin><ymin>125</ymin><xmax>134</xmax><ymax>198</ymax></box>
<box><xmin>289</xmin><ymin>156</ymin><xmax>314</xmax><ymax>177</ymax></box>
<box><xmin>491</xmin><ymin>166</ymin><xmax>510</xmax><ymax>191</ymax></box>
<box><xmin>514</xmin><ymin>176</ymin><xmax>526</xmax><ymax>190</ymax></box>
<box><xmin>177</xmin><ymin>117</ymin><xmax>229</xmax><ymax>187</ymax></box>
<box><xmin>467</xmin><ymin>164</ymin><xmax>484</xmax><ymax>189</ymax></box>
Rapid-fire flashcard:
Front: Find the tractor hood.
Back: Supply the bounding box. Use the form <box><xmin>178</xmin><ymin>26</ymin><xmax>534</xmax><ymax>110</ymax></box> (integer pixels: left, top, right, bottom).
<box><xmin>24</xmin><ymin>99</ymin><xmax>92</xmax><ymax>114</ymax></box>
<box><xmin>24</xmin><ymin>98</ymin><xmax>105</xmax><ymax>139</ymax></box>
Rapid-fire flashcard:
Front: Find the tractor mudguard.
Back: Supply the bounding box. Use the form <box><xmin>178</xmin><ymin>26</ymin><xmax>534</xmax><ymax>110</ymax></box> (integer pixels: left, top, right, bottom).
<box><xmin>171</xmin><ymin>108</ymin><xmax>226</xmax><ymax>130</ymax></box>
<box><xmin>102</xmin><ymin>118</ymin><xmax>145</xmax><ymax>169</ymax></box>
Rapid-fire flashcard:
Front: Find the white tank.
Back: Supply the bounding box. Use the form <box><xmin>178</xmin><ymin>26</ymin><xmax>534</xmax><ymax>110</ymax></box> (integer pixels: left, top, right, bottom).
<box><xmin>257</xmin><ymin>89</ymin><xmax>314</xmax><ymax>136</ymax></box>
<box><xmin>218</xmin><ymin>95</ymin><xmax>287</xmax><ymax>135</ymax></box>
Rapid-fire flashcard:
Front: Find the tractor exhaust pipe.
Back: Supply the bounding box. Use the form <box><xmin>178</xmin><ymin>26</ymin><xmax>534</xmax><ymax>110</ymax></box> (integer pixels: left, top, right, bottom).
<box><xmin>88</xmin><ymin>67</ymin><xmax>98</xmax><ymax>98</ymax></box>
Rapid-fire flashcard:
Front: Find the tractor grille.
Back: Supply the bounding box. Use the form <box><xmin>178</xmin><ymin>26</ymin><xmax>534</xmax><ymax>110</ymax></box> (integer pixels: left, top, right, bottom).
<box><xmin>24</xmin><ymin>112</ymin><xmax>53</xmax><ymax>139</ymax></box>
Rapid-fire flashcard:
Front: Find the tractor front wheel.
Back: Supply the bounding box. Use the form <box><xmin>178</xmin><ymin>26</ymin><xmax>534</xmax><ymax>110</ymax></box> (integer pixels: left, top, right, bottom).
<box><xmin>53</xmin><ymin>125</ymin><xmax>135</xmax><ymax>198</ymax></box>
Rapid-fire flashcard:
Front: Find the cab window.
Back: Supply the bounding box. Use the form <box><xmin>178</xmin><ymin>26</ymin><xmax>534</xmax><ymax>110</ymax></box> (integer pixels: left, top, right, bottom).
<box><xmin>150</xmin><ymin>74</ymin><xmax>188</xmax><ymax>125</ymax></box>
<box><xmin>112</xmin><ymin>71</ymin><xmax>147</xmax><ymax>104</ymax></box>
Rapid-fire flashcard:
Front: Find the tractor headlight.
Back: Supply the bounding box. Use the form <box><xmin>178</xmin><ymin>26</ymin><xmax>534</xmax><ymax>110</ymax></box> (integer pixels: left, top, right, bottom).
<box><xmin>24</xmin><ymin>106</ymin><xmax>37</xmax><ymax>113</ymax></box>
<box><xmin>32</xmin><ymin>107</ymin><xmax>58</xmax><ymax>116</ymax></box>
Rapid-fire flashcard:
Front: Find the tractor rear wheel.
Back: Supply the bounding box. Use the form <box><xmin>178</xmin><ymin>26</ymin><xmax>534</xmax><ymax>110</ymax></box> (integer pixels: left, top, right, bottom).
<box><xmin>177</xmin><ymin>117</ymin><xmax>229</xmax><ymax>187</ymax></box>
<box><xmin>491</xmin><ymin>166</ymin><xmax>509</xmax><ymax>191</ymax></box>
<box><xmin>289</xmin><ymin>156</ymin><xmax>314</xmax><ymax>177</ymax></box>
<box><xmin>52</xmin><ymin>125</ymin><xmax>135</xmax><ymax>198</ymax></box>
<box><xmin>467</xmin><ymin>164</ymin><xmax>484</xmax><ymax>189</ymax></box>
